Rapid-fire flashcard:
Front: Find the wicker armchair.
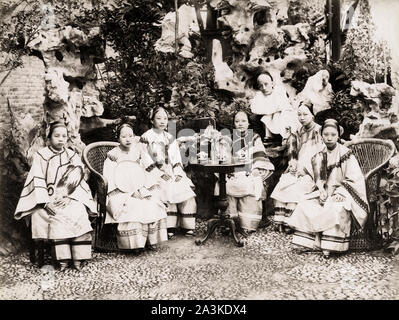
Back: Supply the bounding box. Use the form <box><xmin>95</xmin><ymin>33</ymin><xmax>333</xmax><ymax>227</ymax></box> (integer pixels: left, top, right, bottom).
<box><xmin>83</xmin><ymin>141</ymin><xmax>119</xmax><ymax>251</ymax></box>
<box><xmin>83</xmin><ymin>117</ymin><xmax>217</xmax><ymax>251</ymax></box>
<box><xmin>345</xmin><ymin>138</ymin><xmax>396</xmax><ymax>251</ymax></box>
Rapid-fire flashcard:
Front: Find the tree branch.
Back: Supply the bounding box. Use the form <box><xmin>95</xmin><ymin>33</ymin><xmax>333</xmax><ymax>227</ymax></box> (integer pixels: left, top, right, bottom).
<box><xmin>192</xmin><ymin>0</ymin><xmax>205</xmax><ymax>35</ymax></box>
<box><xmin>174</xmin><ymin>0</ymin><xmax>179</xmax><ymax>55</ymax></box>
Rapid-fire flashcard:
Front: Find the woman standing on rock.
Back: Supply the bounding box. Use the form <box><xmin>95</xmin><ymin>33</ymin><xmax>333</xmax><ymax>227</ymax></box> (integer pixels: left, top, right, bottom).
<box><xmin>14</xmin><ymin>121</ymin><xmax>96</xmax><ymax>271</ymax></box>
<box><xmin>140</xmin><ymin>107</ymin><xmax>197</xmax><ymax>239</ymax></box>
<box><xmin>285</xmin><ymin>119</ymin><xmax>368</xmax><ymax>258</ymax></box>
<box><xmin>271</xmin><ymin>101</ymin><xmax>324</xmax><ymax>233</ymax></box>
<box><xmin>219</xmin><ymin>110</ymin><xmax>274</xmax><ymax>233</ymax></box>
<box><xmin>103</xmin><ymin>123</ymin><xmax>168</xmax><ymax>252</ymax></box>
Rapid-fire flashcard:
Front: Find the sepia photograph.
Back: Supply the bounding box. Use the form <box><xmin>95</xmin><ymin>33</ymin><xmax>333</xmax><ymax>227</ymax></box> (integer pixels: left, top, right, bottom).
<box><xmin>0</xmin><ymin>0</ymin><xmax>398</xmax><ymax>306</ymax></box>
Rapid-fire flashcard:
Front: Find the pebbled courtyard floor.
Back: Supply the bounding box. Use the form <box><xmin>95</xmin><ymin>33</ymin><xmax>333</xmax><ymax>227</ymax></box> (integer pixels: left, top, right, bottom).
<box><xmin>0</xmin><ymin>220</ymin><xmax>398</xmax><ymax>300</ymax></box>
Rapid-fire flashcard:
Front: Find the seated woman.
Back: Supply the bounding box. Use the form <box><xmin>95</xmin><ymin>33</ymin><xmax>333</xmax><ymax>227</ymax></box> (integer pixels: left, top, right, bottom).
<box><xmin>216</xmin><ymin>110</ymin><xmax>274</xmax><ymax>233</ymax></box>
<box><xmin>140</xmin><ymin>107</ymin><xmax>197</xmax><ymax>238</ymax></box>
<box><xmin>285</xmin><ymin>119</ymin><xmax>369</xmax><ymax>258</ymax></box>
<box><xmin>14</xmin><ymin>121</ymin><xmax>96</xmax><ymax>271</ymax></box>
<box><xmin>250</xmin><ymin>72</ymin><xmax>300</xmax><ymax>143</ymax></box>
<box><xmin>271</xmin><ymin>101</ymin><xmax>324</xmax><ymax>233</ymax></box>
<box><xmin>103</xmin><ymin>123</ymin><xmax>168</xmax><ymax>252</ymax></box>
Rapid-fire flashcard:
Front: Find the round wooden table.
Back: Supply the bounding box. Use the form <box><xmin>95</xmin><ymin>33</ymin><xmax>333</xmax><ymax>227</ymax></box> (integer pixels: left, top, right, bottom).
<box><xmin>189</xmin><ymin>161</ymin><xmax>250</xmax><ymax>247</ymax></box>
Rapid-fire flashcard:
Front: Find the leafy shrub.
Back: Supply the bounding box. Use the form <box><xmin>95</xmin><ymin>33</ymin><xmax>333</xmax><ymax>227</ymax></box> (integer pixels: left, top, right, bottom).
<box><xmin>98</xmin><ymin>0</ymin><xmax>223</xmax><ymax>135</ymax></box>
<box><xmin>340</xmin><ymin>0</ymin><xmax>392</xmax><ymax>84</ymax></box>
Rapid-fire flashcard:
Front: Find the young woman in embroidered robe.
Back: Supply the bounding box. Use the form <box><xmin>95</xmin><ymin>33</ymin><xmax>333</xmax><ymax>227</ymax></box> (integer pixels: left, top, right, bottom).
<box><xmin>14</xmin><ymin>121</ymin><xmax>97</xmax><ymax>271</ymax></box>
<box><xmin>140</xmin><ymin>107</ymin><xmax>197</xmax><ymax>239</ymax></box>
<box><xmin>250</xmin><ymin>72</ymin><xmax>300</xmax><ymax>141</ymax></box>
<box><xmin>217</xmin><ymin>111</ymin><xmax>274</xmax><ymax>232</ymax></box>
<box><xmin>285</xmin><ymin>119</ymin><xmax>369</xmax><ymax>258</ymax></box>
<box><xmin>103</xmin><ymin>124</ymin><xmax>168</xmax><ymax>251</ymax></box>
<box><xmin>271</xmin><ymin>102</ymin><xmax>324</xmax><ymax>232</ymax></box>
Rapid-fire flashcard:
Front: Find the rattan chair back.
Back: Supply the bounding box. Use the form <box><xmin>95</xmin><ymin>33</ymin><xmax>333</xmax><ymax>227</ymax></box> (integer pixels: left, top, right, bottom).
<box><xmin>345</xmin><ymin>138</ymin><xmax>396</xmax><ymax>250</ymax></box>
<box><xmin>83</xmin><ymin>141</ymin><xmax>119</xmax><ymax>177</ymax></box>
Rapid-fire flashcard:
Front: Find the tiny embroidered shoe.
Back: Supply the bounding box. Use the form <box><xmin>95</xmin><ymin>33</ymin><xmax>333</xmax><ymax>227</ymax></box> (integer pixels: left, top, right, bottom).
<box><xmin>322</xmin><ymin>250</ymin><xmax>330</xmax><ymax>259</ymax></box>
<box><xmin>167</xmin><ymin>232</ymin><xmax>175</xmax><ymax>240</ymax></box>
<box><xmin>73</xmin><ymin>261</ymin><xmax>82</xmax><ymax>271</ymax></box>
<box><xmin>185</xmin><ymin>230</ymin><xmax>195</xmax><ymax>237</ymax></box>
<box><xmin>146</xmin><ymin>244</ymin><xmax>158</xmax><ymax>251</ymax></box>
<box><xmin>59</xmin><ymin>262</ymin><xmax>69</xmax><ymax>271</ymax></box>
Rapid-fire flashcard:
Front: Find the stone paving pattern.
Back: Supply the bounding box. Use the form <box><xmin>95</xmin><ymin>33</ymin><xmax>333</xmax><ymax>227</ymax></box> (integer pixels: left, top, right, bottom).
<box><xmin>0</xmin><ymin>220</ymin><xmax>398</xmax><ymax>300</ymax></box>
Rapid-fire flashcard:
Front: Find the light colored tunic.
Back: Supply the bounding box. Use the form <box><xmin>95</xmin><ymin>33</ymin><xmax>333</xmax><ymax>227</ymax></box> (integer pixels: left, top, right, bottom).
<box><xmin>14</xmin><ymin>147</ymin><xmax>95</xmax><ymax>240</ymax></box>
<box><xmin>140</xmin><ymin>128</ymin><xmax>197</xmax><ymax>230</ymax></box>
<box><xmin>285</xmin><ymin>143</ymin><xmax>369</xmax><ymax>252</ymax></box>
<box><xmin>222</xmin><ymin>132</ymin><xmax>274</xmax><ymax>200</ymax></box>
<box><xmin>271</xmin><ymin>122</ymin><xmax>324</xmax><ymax>225</ymax></box>
<box><xmin>103</xmin><ymin>142</ymin><xmax>167</xmax><ymax>225</ymax></box>
<box><xmin>102</xmin><ymin>140</ymin><xmax>168</xmax><ymax>249</ymax></box>
<box><xmin>216</xmin><ymin>132</ymin><xmax>274</xmax><ymax>230</ymax></box>
<box><xmin>250</xmin><ymin>90</ymin><xmax>300</xmax><ymax>139</ymax></box>
<box><xmin>140</xmin><ymin>128</ymin><xmax>196</xmax><ymax>204</ymax></box>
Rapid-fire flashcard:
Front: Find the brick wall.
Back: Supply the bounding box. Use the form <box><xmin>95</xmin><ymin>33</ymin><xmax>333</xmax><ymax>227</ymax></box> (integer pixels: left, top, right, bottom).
<box><xmin>0</xmin><ymin>55</ymin><xmax>46</xmax><ymax>141</ymax></box>
<box><xmin>0</xmin><ymin>55</ymin><xmax>46</xmax><ymax>255</ymax></box>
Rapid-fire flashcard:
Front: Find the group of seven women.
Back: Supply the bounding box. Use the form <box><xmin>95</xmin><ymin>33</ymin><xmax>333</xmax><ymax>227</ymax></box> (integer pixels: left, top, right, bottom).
<box><xmin>14</xmin><ymin>102</ymin><xmax>368</xmax><ymax>270</ymax></box>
